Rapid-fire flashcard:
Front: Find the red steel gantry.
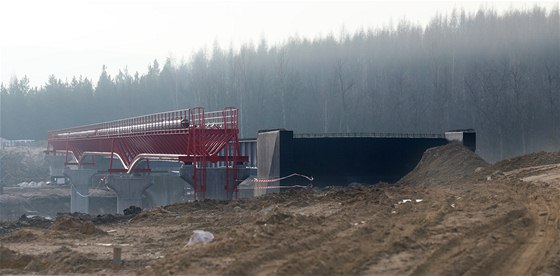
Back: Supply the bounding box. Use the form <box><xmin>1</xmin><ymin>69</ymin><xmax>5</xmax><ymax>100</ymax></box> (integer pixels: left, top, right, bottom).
<box><xmin>47</xmin><ymin>107</ymin><xmax>248</xmax><ymax>197</ymax></box>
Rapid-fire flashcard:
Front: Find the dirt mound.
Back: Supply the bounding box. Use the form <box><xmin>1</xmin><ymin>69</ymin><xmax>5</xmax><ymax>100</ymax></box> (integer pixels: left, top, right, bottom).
<box><xmin>50</xmin><ymin>214</ymin><xmax>106</xmax><ymax>235</ymax></box>
<box><xmin>0</xmin><ymin>246</ymin><xmax>36</xmax><ymax>270</ymax></box>
<box><xmin>0</xmin><ymin>245</ymin><xmax>107</xmax><ymax>274</ymax></box>
<box><xmin>398</xmin><ymin>143</ymin><xmax>489</xmax><ymax>186</ymax></box>
<box><xmin>493</xmin><ymin>151</ymin><xmax>560</xmax><ymax>172</ymax></box>
<box><xmin>261</xmin><ymin>187</ymin><xmax>316</xmax><ymax>204</ymax></box>
<box><xmin>0</xmin><ymin>228</ymin><xmax>44</xmax><ymax>242</ymax></box>
<box><xmin>0</xmin><ymin>214</ymin><xmax>53</xmax><ymax>236</ymax></box>
<box><xmin>130</xmin><ymin>206</ymin><xmax>175</xmax><ymax>224</ymax></box>
<box><xmin>16</xmin><ymin>214</ymin><xmax>53</xmax><ymax>228</ymax></box>
<box><xmin>124</xmin><ymin>205</ymin><xmax>142</xmax><ymax>215</ymax></box>
<box><xmin>41</xmin><ymin>246</ymin><xmax>106</xmax><ymax>274</ymax></box>
<box><xmin>4</xmin><ymin>246</ymin><xmax>107</xmax><ymax>274</ymax></box>
<box><xmin>68</xmin><ymin>211</ymin><xmax>136</xmax><ymax>225</ymax></box>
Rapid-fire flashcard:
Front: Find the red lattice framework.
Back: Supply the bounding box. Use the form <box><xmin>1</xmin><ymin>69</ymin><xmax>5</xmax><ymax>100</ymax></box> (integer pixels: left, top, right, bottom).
<box><xmin>47</xmin><ymin>107</ymin><xmax>248</xmax><ymax>197</ymax></box>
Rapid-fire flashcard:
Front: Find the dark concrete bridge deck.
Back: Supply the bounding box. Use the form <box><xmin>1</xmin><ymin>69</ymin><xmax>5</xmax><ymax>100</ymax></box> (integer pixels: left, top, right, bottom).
<box><xmin>252</xmin><ymin>130</ymin><xmax>476</xmax><ymax>194</ymax></box>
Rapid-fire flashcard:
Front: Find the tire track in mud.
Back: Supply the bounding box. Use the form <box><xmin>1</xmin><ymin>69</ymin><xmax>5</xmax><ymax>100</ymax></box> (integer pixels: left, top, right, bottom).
<box><xmin>222</xmin><ymin>216</ymin><xmax>352</xmax><ymax>275</ymax></box>
<box><xmin>411</xmin><ymin>169</ymin><xmax>560</xmax><ymax>276</ymax></box>
<box><xmin>497</xmin><ymin>176</ymin><xmax>560</xmax><ymax>275</ymax></box>
<box><xmin>285</xmin><ymin>211</ymin><xmax>396</xmax><ymax>276</ymax></box>
<box><xmin>220</xmin><ymin>190</ymin><xmax>393</xmax><ymax>275</ymax></box>
<box><xmin>223</xmin><ymin>211</ymin><xmax>388</xmax><ymax>275</ymax></box>
<box><xmin>411</xmin><ymin>207</ymin><xmax>532</xmax><ymax>276</ymax></box>
<box><xmin>354</xmin><ymin>186</ymin><xmax>452</xmax><ymax>275</ymax></box>
<box><xmin>274</xmin><ymin>192</ymin><xmax>438</xmax><ymax>276</ymax></box>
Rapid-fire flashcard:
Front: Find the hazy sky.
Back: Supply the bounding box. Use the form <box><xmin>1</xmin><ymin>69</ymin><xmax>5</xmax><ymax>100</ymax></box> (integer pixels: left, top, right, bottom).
<box><xmin>0</xmin><ymin>0</ymin><xmax>557</xmax><ymax>88</ymax></box>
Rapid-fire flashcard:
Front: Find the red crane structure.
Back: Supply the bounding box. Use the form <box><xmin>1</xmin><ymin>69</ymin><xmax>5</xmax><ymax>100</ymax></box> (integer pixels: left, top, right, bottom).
<box><xmin>47</xmin><ymin>107</ymin><xmax>248</xmax><ymax>197</ymax></box>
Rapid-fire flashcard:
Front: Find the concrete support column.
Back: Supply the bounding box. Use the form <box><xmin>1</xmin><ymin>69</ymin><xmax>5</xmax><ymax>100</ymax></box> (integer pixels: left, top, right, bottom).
<box><xmin>144</xmin><ymin>173</ymin><xmax>191</xmax><ymax>208</ymax></box>
<box><xmin>180</xmin><ymin>165</ymin><xmax>251</xmax><ymax>201</ymax></box>
<box><xmin>256</xmin><ymin>130</ymin><xmax>294</xmax><ymax>196</ymax></box>
<box><xmin>106</xmin><ymin>175</ymin><xmax>152</xmax><ymax>213</ymax></box>
<box><xmin>179</xmin><ymin>166</ymin><xmax>200</xmax><ymax>200</ymax></box>
<box><xmin>45</xmin><ymin>155</ymin><xmax>66</xmax><ymax>182</ymax></box>
<box><xmin>64</xmin><ymin>168</ymin><xmax>97</xmax><ymax>213</ymax></box>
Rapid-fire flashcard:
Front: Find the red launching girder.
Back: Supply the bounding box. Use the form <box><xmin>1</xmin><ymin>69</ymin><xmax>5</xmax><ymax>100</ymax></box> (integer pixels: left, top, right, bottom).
<box><xmin>47</xmin><ymin>107</ymin><xmax>248</xmax><ymax>198</ymax></box>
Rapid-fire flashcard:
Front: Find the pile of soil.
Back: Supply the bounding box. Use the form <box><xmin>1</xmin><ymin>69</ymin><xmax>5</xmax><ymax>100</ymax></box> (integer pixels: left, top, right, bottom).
<box><xmin>1</xmin><ymin>209</ymin><xmax>141</xmax><ymax>236</ymax></box>
<box><xmin>15</xmin><ymin>214</ymin><xmax>53</xmax><ymax>228</ymax></box>
<box><xmin>0</xmin><ymin>246</ymin><xmax>36</xmax><ymax>270</ymax></box>
<box><xmin>139</xmin><ymin>186</ymin><xmax>391</xmax><ymax>275</ymax></box>
<box><xmin>0</xmin><ymin>214</ymin><xmax>53</xmax><ymax>235</ymax></box>
<box><xmin>40</xmin><ymin>246</ymin><xmax>107</xmax><ymax>274</ymax></box>
<box><xmin>398</xmin><ymin>143</ymin><xmax>489</xmax><ymax>186</ymax></box>
<box><xmin>493</xmin><ymin>151</ymin><xmax>560</xmax><ymax>172</ymax></box>
<box><xmin>67</xmin><ymin>211</ymin><xmax>137</xmax><ymax>225</ymax></box>
<box><xmin>123</xmin><ymin>205</ymin><xmax>142</xmax><ymax>216</ymax></box>
<box><xmin>0</xmin><ymin>246</ymin><xmax>107</xmax><ymax>274</ymax></box>
<box><xmin>0</xmin><ymin>228</ymin><xmax>44</xmax><ymax>243</ymax></box>
<box><xmin>49</xmin><ymin>214</ymin><xmax>106</xmax><ymax>235</ymax></box>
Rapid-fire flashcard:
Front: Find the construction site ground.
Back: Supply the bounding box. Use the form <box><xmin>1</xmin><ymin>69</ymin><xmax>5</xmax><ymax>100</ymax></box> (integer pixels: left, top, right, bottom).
<box><xmin>2</xmin><ymin>143</ymin><xmax>560</xmax><ymax>275</ymax></box>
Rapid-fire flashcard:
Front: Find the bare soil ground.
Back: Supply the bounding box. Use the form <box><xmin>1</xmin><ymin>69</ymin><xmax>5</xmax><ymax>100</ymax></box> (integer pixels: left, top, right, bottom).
<box><xmin>2</xmin><ymin>143</ymin><xmax>560</xmax><ymax>275</ymax></box>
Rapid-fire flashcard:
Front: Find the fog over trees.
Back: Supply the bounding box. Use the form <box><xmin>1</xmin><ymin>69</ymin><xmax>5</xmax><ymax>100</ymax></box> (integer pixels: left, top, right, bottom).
<box><xmin>0</xmin><ymin>7</ymin><xmax>558</xmax><ymax>162</ymax></box>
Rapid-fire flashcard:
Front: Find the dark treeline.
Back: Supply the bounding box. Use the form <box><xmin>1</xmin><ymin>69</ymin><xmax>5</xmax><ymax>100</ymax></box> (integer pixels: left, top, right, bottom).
<box><xmin>1</xmin><ymin>7</ymin><xmax>558</xmax><ymax>162</ymax></box>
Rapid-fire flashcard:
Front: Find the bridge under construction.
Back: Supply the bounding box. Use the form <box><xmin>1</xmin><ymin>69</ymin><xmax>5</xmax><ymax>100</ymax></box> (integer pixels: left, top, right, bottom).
<box><xmin>46</xmin><ymin>106</ymin><xmax>475</xmax><ymax>214</ymax></box>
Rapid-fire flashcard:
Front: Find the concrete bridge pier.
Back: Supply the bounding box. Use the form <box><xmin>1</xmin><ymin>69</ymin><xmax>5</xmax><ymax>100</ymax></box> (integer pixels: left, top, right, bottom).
<box><xmin>180</xmin><ymin>165</ymin><xmax>251</xmax><ymax>201</ymax></box>
<box><xmin>45</xmin><ymin>155</ymin><xmax>66</xmax><ymax>183</ymax></box>
<box><xmin>179</xmin><ymin>166</ymin><xmax>202</xmax><ymax>200</ymax></box>
<box><xmin>144</xmin><ymin>173</ymin><xmax>192</xmax><ymax>207</ymax></box>
<box><xmin>106</xmin><ymin>175</ymin><xmax>152</xmax><ymax>213</ymax></box>
<box><xmin>64</xmin><ymin>168</ymin><xmax>97</xmax><ymax>213</ymax></box>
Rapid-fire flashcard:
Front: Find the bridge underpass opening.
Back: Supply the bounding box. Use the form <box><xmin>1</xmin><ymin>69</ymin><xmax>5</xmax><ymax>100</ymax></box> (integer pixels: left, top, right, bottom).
<box><xmin>250</xmin><ymin>129</ymin><xmax>476</xmax><ymax>196</ymax></box>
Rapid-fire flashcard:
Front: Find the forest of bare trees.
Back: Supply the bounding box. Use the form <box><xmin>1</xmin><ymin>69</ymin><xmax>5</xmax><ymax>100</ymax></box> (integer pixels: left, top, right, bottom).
<box><xmin>1</xmin><ymin>7</ymin><xmax>558</xmax><ymax>162</ymax></box>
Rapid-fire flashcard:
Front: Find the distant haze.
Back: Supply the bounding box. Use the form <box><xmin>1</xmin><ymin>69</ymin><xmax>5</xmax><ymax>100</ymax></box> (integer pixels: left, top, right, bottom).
<box><xmin>1</xmin><ymin>0</ymin><xmax>557</xmax><ymax>87</ymax></box>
